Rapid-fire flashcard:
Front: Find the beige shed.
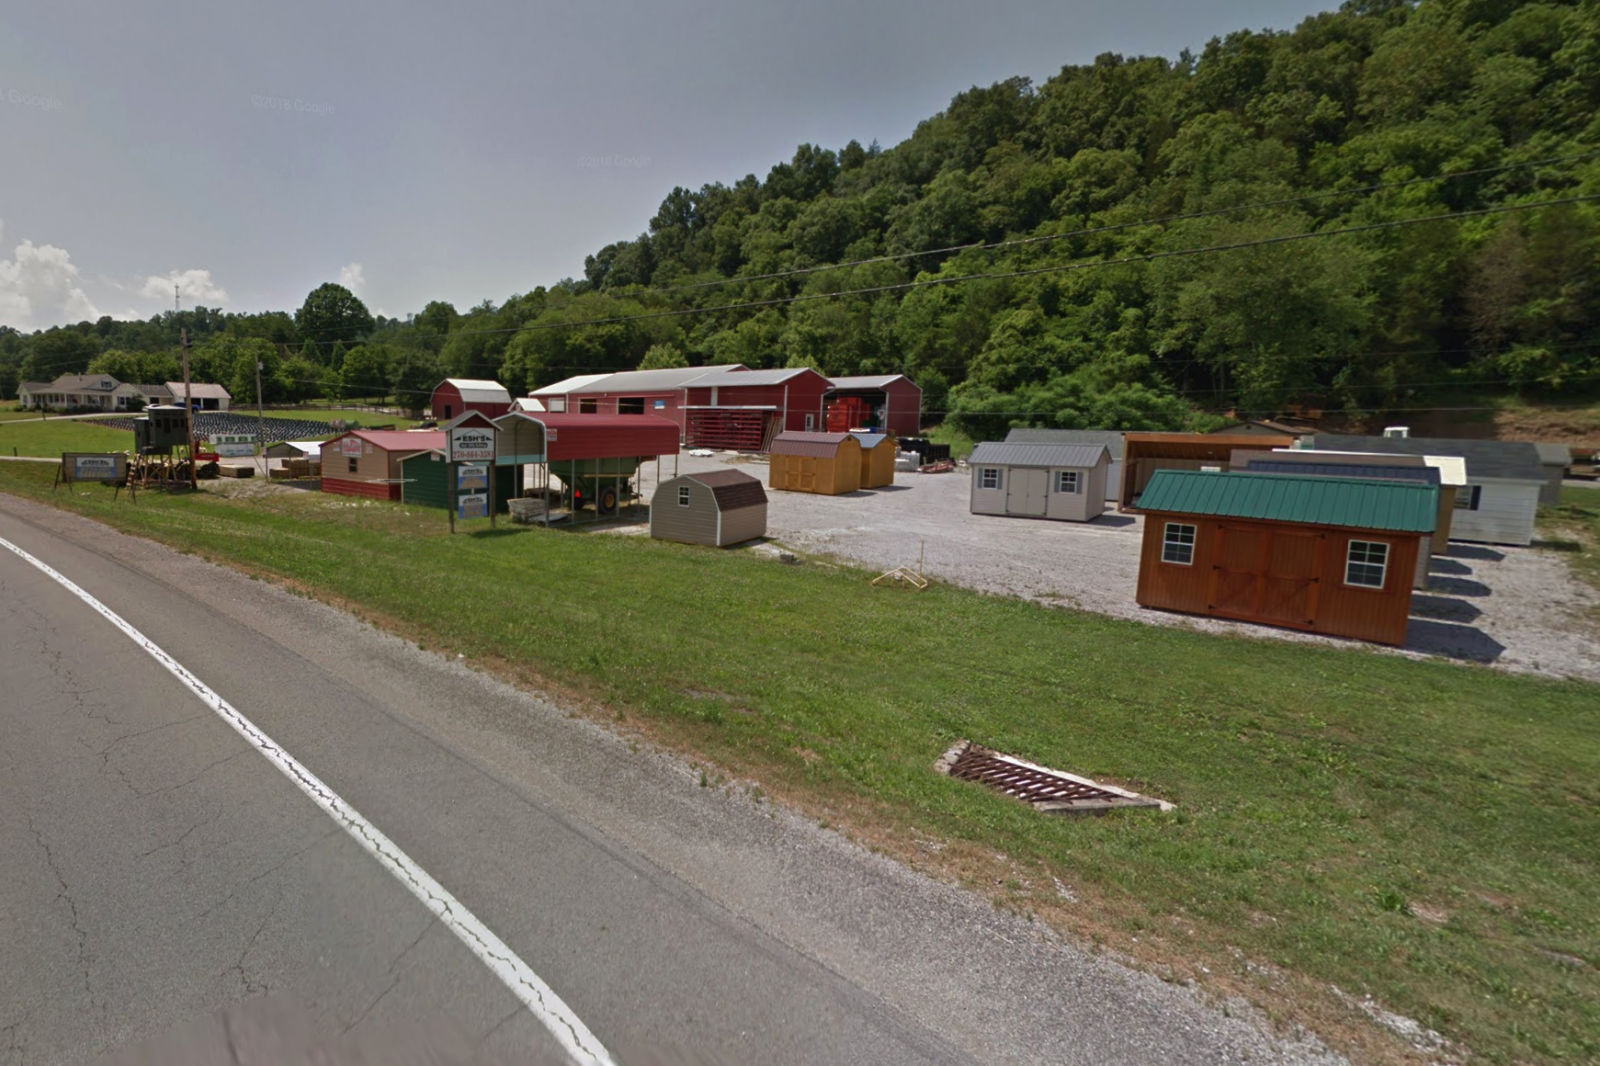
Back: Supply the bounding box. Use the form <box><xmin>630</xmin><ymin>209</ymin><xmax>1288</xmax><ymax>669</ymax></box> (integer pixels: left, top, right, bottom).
<box><xmin>969</xmin><ymin>442</ymin><xmax>1108</xmax><ymax>522</ymax></box>
<box><xmin>650</xmin><ymin>469</ymin><xmax>768</xmax><ymax>547</ymax></box>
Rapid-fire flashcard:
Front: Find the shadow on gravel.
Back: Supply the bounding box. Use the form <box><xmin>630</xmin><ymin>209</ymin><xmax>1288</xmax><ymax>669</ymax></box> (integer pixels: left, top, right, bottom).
<box><xmin>1090</xmin><ymin>514</ymin><xmax>1138</xmax><ymax>529</ymax></box>
<box><xmin>1405</xmin><ymin>618</ymin><xmax>1507</xmax><ymax>663</ymax></box>
<box><xmin>1410</xmin><ymin>594</ymin><xmax>1483</xmax><ymax>623</ymax></box>
<box><xmin>1428</xmin><ymin>575</ymin><xmax>1493</xmax><ymax>598</ymax></box>
<box><xmin>1428</xmin><ymin>557</ymin><xmax>1473</xmax><ymax>576</ymax></box>
<box><xmin>1445</xmin><ymin>544</ymin><xmax>1506</xmax><ymax>562</ymax></box>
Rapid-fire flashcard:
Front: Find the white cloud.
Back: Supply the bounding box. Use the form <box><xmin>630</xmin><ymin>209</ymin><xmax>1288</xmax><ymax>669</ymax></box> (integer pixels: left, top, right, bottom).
<box><xmin>139</xmin><ymin>268</ymin><xmax>229</xmax><ymax>305</ymax></box>
<box><xmin>338</xmin><ymin>262</ymin><xmax>365</xmax><ymax>292</ymax></box>
<box><xmin>0</xmin><ymin>218</ymin><xmax>104</xmax><ymax>330</ymax></box>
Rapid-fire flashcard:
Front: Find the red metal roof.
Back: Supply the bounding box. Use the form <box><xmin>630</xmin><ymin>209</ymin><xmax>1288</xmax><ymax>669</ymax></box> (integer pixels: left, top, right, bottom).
<box><xmin>348</xmin><ymin>430</ymin><xmax>447</xmax><ymax>451</ymax></box>
<box><xmin>494</xmin><ymin>412</ymin><xmax>680</xmax><ymax>460</ymax></box>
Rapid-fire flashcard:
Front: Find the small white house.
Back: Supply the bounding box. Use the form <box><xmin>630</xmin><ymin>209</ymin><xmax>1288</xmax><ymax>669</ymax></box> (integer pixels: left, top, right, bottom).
<box><xmin>969</xmin><ymin>442</ymin><xmax>1109</xmax><ymax>522</ymax></box>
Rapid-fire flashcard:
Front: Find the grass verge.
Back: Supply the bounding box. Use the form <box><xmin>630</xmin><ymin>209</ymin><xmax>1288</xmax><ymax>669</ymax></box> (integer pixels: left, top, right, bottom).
<box><xmin>1538</xmin><ymin>487</ymin><xmax>1600</xmax><ymax>609</ymax></box>
<box><xmin>0</xmin><ymin>418</ymin><xmax>136</xmax><ymax>456</ymax></box>
<box><xmin>3</xmin><ymin>462</ymin><xmax>1596</xmax><ymax>1065</ymax></box>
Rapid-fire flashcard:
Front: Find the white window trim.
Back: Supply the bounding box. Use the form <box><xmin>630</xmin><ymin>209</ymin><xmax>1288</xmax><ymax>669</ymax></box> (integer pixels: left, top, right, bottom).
<box><xmin>979</xmin><ymin>467</ymin><xmax>1002</xmax><ymax>490</ymax></box>
<box><xmin>1161</xmin><ymin>522</ymin><xmax>1197</xmax><ymax>566</ymax></box>
<box><xmin>1056</xmin><ymin>470</ymin><xmax>1080</xmax><ymax>494</ymax></box>
<box><xmin>678</xmin><ymin>485</ymin><xmax>691</xmax><ymax>507</ymax></box>
<box><xmin>1344</xmin><ymin>540</ymin><xmax>1389</xmax><ymax>589</ymax></box>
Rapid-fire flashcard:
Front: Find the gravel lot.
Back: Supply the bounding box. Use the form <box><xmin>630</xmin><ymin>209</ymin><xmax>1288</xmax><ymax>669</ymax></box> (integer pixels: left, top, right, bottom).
<box><xmin>669</xmin><ymin>452</ymin><xmax>1600</xmax><ymax>684</ymax></box>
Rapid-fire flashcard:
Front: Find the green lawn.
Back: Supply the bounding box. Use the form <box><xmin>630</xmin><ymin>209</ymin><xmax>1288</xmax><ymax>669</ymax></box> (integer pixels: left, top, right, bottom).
<box><xmin>0</xmin><ymin>418</ymin><xmax>134</xmax><ymax>457</ymax></box>
<box><xmin>1539</xmin><ymin>487</ymin><xmax>1600</xmax><ymax>605</ymax></box>
<box><xmin>1</xmin><ymin>461</ymin><xmax>1595</xmax><ymax>1066</ymax></box>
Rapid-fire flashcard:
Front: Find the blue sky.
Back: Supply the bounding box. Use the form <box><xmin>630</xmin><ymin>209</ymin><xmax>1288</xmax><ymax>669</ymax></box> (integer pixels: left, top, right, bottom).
<box><xmin>1</xmin><ymin>0</ymin><xmax>1338</xmax><ymax>330</ymax></box>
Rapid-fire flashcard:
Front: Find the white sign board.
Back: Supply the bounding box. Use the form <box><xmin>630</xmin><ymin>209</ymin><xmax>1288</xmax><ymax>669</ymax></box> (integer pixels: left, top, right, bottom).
<box><xmin>72</xmin><ymin>455</ymin><xmax>122</xmax><ymax>481</ymax></box>
<box><xmin>457</xmin><ymin>493</ymin><xmax>489</xmax><ymax>519</ymax></box>
<box><xmin>213</xmin><ymin>433</ymin><xmax>256</xmax><ymax>458</ymax></box>
<box><xmin>340</xmin><ymin>436</ymin><xmax>365</xmax><ymax>457</ymax></box>
<box><xmin>448</xmin><ymin>426</ymin><xmax>496</xmax><ymax>463</ymax></box>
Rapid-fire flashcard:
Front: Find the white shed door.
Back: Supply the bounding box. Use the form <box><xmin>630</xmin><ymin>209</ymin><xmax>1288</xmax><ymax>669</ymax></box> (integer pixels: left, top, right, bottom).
<box><xmin>1007</xmin><ymin>468</ymin><xmax>1049</xmax><ymax>516</ymax></box>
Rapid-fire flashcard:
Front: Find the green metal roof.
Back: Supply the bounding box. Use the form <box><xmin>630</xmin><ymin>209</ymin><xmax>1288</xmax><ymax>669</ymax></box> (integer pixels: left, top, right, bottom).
<box><xmin>1138</xmin><ymin>470</ymin><xmax>1438</xmax><ymax>532</ymax></box>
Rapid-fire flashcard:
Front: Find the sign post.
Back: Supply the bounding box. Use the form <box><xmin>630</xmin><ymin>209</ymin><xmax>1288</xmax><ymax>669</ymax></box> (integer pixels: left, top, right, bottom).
<box><xmin>445</xmin><ymin>414</ymin><xmax>498</xmax><ymax>533</ymax></box>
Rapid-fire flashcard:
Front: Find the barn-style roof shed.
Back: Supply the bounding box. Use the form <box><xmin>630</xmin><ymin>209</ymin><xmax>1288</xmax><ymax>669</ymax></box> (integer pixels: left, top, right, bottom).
<box><xmin>650</xmin><ymin>468</ymin><xmax>768</xmax><ymax>547</ymax></box>
<box><xmin>768</xmin><ymin>431</ymin><xmax>862</xmax><ymax>494</ymax></box>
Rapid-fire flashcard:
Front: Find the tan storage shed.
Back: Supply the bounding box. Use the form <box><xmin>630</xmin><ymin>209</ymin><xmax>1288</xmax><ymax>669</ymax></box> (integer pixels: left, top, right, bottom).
<box><xmin>850</xmin><ymin>432</ymin><xmax>897</xmax><ymax>488</ymax></box>
<box><xmin>650</xmin><ymin>469</ymin><xmax>768</xmax><ymax>547</ymax></box>
<box><xmin>969</xmin><ymin>442</ymin><xmax>1108</xmax><ymax>522</ymax></box>
<box><xmin>768</xmin><ymin>432</ymin><xmax>862</xmax><ymax>495</ymax></box>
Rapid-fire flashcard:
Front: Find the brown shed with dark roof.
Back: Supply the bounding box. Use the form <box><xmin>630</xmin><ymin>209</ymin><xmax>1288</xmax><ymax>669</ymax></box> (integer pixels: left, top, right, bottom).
<box><xmin>651</xmin><ymin>468</ymin><xmax>768</xmax><ymax>547</ymax></box>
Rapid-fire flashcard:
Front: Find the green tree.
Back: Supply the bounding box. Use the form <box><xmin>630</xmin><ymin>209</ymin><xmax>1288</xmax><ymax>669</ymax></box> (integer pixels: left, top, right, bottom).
<box><xmin>340</xmin><ymin>343</ymin><xmax>391</xmax><ymax>401</ymax></box>
<box><xmin>294</xmin><ymin>283</ymin><xmax>374</xmax><ymax>346</ymax></box>
<box><xmin>637</xmin><ymin>343</ymin><xmax>689</xmax><ymax>370</ymax></box>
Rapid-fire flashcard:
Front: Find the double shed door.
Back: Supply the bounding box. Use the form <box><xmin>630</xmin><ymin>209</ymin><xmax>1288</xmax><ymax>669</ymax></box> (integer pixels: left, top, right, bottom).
<box><xmin>1005</xmin><ymin>467</ymin><xmax>1049</xmax><ymax>516</ymax></box>
<box><xmin>1207</xmin><ymin>524</ymin><xmax>1324</xmax><ymax>629</ymax></box>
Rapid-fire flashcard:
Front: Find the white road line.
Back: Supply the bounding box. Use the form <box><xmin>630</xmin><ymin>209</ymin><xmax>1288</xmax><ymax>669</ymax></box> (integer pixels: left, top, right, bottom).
<box><xmin>0</xmin><ymin>534</ymin><xmax>615</xmax><ymax>1066</ymax></box>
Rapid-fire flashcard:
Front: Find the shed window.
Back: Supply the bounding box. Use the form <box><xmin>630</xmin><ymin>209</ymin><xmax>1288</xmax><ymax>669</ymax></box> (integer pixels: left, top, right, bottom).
<box><xmin>347</xmin><ymin>458</ymin><xmax>358</xmax><ymax>474</ymax></box>
<box><xmin>579</xmin><ymin>398</ymin><xmax>598</xmax><ymax>414</ymax></box>
<box><xmin>619</xmin><ymin>397</ymin><xmax>646</xmax><ymax>415</ymax></box>
<box><xmin>979</xmin><ymin>468</ymin><xmax>1002</xmax><ymax>490</ymax></box>
<box><xmin>1345</xmin><ymin>541</ymin><xmax>1389</xmax><ymax>589</ymax></box>
<box><xmin>1056</xmin><ymin>470</ymin><xmax>1080</xmax><ymax>494</ymax></box>
<box><xmin>1161</xmin><ymin>523</ymin><xmax>1196</xmax><ymax>565</ymax></box>
<box><xmin>1455</xmin><ymin>485</ymin><xmax>1482</xmax><ymax>510</ymax></box>
<box><xmin>678</xmin><ymin>485</ymin><xmax>691</xmax><ymax>507</ymax></box>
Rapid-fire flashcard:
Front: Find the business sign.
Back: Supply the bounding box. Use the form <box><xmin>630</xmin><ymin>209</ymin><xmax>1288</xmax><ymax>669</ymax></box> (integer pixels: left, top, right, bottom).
<box><xmin>448</xmin><ymin>426</ymin><xmax>496</xmax><ymax>463</ymax></box>
<box><xmin>457</xmin><ymin>464</ymin><xmax>488</xmax><ymax>491</ymax></box>
<box><xmin>64</xmin><ymin>453</ymin><xmax>126</xmax><ymax>483</ymax></box>
<box><xmin>340</xmin><ymin>436</ymin><xmax>365</xmax><ymax>457</ymax></box>
<box><xmin>653</xmin><ymin>399</ymin><xmax>665</xmax><ymax>409</ymax></box>
<box><xmin>213</xmin><ymin>433</ymin><xmax>256</xmax><ymax>458</ymax></box>
<box><xmin>457</xmin><ymin>493</ymin><xmax>489</xmax><ymax>519</ymax></box>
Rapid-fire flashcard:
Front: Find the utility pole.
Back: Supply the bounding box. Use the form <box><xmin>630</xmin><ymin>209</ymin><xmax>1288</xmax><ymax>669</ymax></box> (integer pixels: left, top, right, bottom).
<box><xmin>181</xmin><ymin>327</ymin><xmax>195</xmax><ymax>487</ymax></box>
<box><xmin>256</xmin><ymin>357</ymin><xmax>266</xmax><ymax>475</ymax></box>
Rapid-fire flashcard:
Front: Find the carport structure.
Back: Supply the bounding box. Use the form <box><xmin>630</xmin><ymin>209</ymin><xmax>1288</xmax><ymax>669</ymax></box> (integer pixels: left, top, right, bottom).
<box><xmin>491</xmin><ymin>411</ymin><xmax>681</xmax><ymax>524</ymax></box>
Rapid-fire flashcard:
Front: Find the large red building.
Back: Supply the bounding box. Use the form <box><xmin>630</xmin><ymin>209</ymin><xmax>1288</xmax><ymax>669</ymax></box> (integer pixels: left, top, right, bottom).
<box><xmin>681</xmin><ymin>367</ymin><xmax>833</xmax><ymax>450</ymax></box>
<box><xmin>528</xmin><ymin>366</ymin><xmax>744</xmax><ymax>429</ymax></box>
<box><xmin>824</xmin><ymin>375</ymin><xmax>923</xmax><ymax>437</ymax></box>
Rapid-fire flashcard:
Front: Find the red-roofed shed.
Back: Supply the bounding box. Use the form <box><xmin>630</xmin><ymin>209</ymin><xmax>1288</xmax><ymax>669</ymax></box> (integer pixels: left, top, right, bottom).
<box><xmin>322</xmin><ymin>429</ymin><xmax>448</xmax><ymax>500</ymax></box>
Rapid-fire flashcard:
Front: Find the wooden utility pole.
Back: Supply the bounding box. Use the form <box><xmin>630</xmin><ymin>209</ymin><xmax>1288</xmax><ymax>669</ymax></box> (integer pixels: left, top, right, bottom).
<box><xmin>255</xmin><ymin>356</ymin><xmax>266</xmax><ymax>475</ymax></box>
<box><xmin>181</xmin><ymin>327</ymin><xmax>195</xmax><ymax>486</ymax></box>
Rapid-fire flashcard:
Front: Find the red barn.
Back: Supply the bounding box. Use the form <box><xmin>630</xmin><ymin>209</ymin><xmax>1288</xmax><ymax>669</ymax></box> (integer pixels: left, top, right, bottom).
<box><xmin>322</xmin><ymin>429</ymin><xmax>447</xmax><ymax>500</ymax></box>
<box><xmin>527</xmin><ymin>365</ymin><xmax>743</xmax><ymax>431</ymax></box>
<box><xmin>430</xmin><ymin>379</ymin><xmax>513</xmax><ymax>421</ymax></box>
<box><xmin>825</xmin><ymin>375</ymin><xmax>923</xmax><ymax>437</ymax></box>
<box><xmin>681</xmin><ymin>367</ymin><xmax>833</xmax><ymax>451</ymax></box>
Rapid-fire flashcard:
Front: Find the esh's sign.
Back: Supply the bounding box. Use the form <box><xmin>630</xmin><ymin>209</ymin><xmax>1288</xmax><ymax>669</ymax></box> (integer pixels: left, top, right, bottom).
<box><xmin>457</xmin><ymin>493</ymin><xmax>489</xmax><ymax>519</ymax></box>
<box><xmin>448</xmin><ymin>426</ymin><xmax>496</xmax><ymax>463</ymax></box>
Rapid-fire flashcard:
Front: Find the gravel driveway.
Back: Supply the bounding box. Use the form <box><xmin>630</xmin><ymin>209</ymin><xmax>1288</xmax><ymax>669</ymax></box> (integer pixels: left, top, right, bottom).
<box><xmin>668</xmin><ymin>453</ymin><xmax>1600</xmax><ymax>684</ymax></box>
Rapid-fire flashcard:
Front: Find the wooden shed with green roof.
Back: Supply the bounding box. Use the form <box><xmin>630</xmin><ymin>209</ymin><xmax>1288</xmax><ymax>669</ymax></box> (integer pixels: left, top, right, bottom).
<box><xmin>1135</xmin><ymin>470</ymin><xmax>1439</xmax><ymax>646</ymax></box>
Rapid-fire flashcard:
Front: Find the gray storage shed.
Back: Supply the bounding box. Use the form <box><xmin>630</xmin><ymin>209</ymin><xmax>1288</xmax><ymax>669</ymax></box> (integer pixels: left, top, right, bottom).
<box><xmin>1533</xmin><ymin>443</ymin><xmax>1572</xmax><ymax>505</ymax></box>
<box><xmin>970</xmin><ymin>442</ymin><xmax>1108</xmax><ymax>522</ymax></box>
<box><xmin>1313</xmin><ymin>435</ymin><xmax>1545</xmax><ymax>546</ymax></box>
<box><xmin>650</xmin><ymin>469</ymin><xmax>768</xmax><ymax>547</ymax></box>
<box><xmin>1004</xmin><ymin>429</ymin><xmax>1124</xmax><ymax>500</ymax></box>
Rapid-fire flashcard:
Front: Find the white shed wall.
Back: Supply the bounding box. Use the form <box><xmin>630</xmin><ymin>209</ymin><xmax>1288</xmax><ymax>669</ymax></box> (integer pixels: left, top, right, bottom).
<box><xmin>1451</xmin><ymin>478</ymin><xmax>1541</xmax><ymax>546</ymax></box>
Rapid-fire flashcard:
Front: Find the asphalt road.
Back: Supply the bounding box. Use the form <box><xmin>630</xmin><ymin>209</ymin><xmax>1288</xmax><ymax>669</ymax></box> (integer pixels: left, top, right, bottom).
<box><xmin>0</xmin><ymin>493</ymin><xmax>1346</xmax><ymax>1066</ymax></box>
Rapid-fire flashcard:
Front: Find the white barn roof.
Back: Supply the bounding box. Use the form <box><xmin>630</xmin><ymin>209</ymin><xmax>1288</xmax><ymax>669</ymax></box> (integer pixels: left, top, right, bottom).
<box><xmin>441</xmin><ymin>378</ymin><xmax>511</xmax><ymax>404</ymax></box>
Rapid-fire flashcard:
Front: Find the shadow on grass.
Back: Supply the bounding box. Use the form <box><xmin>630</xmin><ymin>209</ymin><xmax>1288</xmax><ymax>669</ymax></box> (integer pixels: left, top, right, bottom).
<box><xmin>1405</xmin><ymin>618</ymin><xmax>1507</xmax><ymax>663</ymax></box>
<box><xmin>1532</xmin><ymin>537</ymin><xmax>1584</xmax><ymax>552</ymax></box>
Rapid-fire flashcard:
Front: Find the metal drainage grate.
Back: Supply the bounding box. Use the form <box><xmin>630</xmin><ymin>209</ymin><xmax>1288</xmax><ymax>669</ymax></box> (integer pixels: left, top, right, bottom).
<box><xmin>934</xmin><ymin>740</ymin><xmax>1172</xmax><ymax>814</ymax></box>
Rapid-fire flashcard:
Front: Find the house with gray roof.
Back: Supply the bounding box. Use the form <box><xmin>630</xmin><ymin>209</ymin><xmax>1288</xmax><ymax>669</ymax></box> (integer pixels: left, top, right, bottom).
<box><xmin>970</xmin><ymin>441</ymin><xmax>1109</xmax><ymax>522</ymax></box>
<box><xmin>1311</xmin><ymin>434</ymin><xmax>1545</xmax><ymax>546</ymax></box>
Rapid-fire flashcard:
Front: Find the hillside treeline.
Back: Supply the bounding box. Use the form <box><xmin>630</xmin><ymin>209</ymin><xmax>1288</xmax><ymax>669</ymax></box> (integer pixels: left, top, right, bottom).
<box><xmin>5</xmin><ymin>0</ymin><xmax>1599</xmax><ymax>432</ymax></box>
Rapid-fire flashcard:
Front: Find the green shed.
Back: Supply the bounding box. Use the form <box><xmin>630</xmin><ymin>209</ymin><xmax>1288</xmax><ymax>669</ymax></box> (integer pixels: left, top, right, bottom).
<box><xmin>400</xmin><ymin>449</ymin><xmax>516</xmax><ymax>513</ymax></box>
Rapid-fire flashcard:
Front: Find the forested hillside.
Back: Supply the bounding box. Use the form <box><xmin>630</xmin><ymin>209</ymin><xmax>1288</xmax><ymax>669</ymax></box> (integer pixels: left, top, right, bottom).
<box><xmin>5</xmin><ymin>0</ymin><xmax>1599</xmax><ymax>433</ymax></box>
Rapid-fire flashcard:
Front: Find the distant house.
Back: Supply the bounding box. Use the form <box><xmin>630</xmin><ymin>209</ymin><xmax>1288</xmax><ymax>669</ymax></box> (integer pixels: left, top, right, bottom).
<box><xmin>1312</xmin><ymin>435</ymin><xmax>1546</xmax><ymax>546</ymax></box>
<box><xmin>1207</xmin><ymin>419</ymin><xmax>1313</xmax><ymax>439</ymax></box>
<box><xmin>969</xmin><ymin>442</ymin><xmax>1109</xmax><ymax>522</ymax></box>
<box><xmin>164</xmin><ymin>381</ymin><xmax>232</xmax><ymax>411</ymax></box>
<box><xmin>430</xmin><ymin>379</ymin><xmax>512</xmax><ymax>421</ymax></box>
<box><xmin>1004</xmin><ymin>429</ymin><xmax>1125</xmax><ymax>500</ymax></box>
<box><xmin>18</xmin><ymin>374</ymin><xmax>151</xmax><ymax>411</ymax></box>
<box><xmin>650</xmin><ymin>469</ymin><xmax>768</xmax><ymax>547</ymax></box>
